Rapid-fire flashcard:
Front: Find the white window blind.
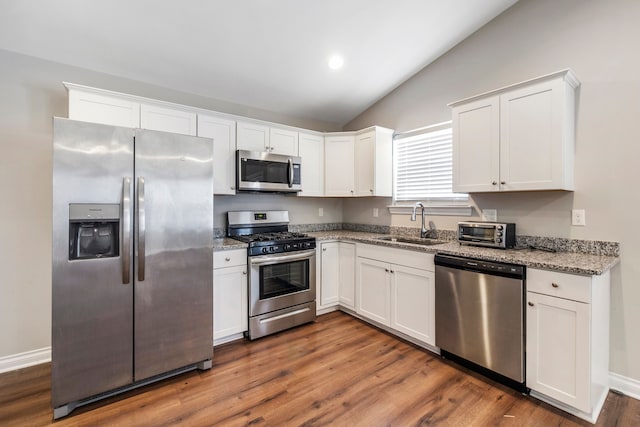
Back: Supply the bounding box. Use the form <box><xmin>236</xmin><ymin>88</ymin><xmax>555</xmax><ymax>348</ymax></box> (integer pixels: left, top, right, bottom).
<box><xmin>393</xmin><ymin>124</ymin><xmax>467</xmax><ymax>201</ymax></box>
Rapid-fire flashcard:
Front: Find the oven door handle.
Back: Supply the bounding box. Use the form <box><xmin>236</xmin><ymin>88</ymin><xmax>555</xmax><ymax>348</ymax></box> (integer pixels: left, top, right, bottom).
<box><xmin>249</xmin><ymin>249</ymin><xmax>315</xmax><ymax>266</ymax></box>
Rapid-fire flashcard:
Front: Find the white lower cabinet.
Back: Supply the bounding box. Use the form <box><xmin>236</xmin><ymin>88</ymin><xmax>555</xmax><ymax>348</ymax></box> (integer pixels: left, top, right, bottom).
<box><xmin>356</xmin><ymin>244</ymin><xmax>435</xmax><ymax>346</ymax></box>
<box><xmin>526</xmin><ymin>268</ymin><xmax>610</xmax><ymax>423</ymax></box>
<box><xmin>213</xmin><ymin>250</ymin><xmax>248</xmax><ymax>344</ymax></box>
<box><xmin>318</xmin><ymin>242</ymin><xmax>355</xmax><ymax>312</ymax></box>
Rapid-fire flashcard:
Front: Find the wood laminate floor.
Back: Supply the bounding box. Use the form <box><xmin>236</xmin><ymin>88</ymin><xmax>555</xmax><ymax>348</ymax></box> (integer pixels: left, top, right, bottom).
<box><xmin>1</xmin><ymin>311</ymin><xmax>639</xmax><ymax>426</ymax></box>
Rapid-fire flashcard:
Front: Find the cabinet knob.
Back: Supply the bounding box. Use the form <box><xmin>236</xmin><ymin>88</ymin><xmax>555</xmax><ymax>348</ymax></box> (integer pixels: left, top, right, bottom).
<box><xmin>501</xmin><ymin>181</ymin><xmax>506</xmax><ymax>185</ymax></box>
<box><xmin>390</xmin><ymin>270</ymin><xmax>395</xmax><ymax>274</ymax></box>
<box><xmin>369</xmin><ymin>189</ymin><xmax>373</xmax><ymax>193</ymax></box>
<box><xmin>350</xmin><ymin>190</ymin><xmax>354</xmax><ymax>194</ymax></box>
<box><xmin>384</xmin><ymin>268</ymin><xmax>389</xmax><ymax>272</ymax></box>
<box><xmin>322</xmin><ymin>248</ymin><xmax>327</xmax><ymax>251</ymax></box>
<box><xmin>551</xmin><ymin>283</ymin><xmax>559</xmax><ymax>288</ymax></box>
<box><xmin>528</xmin><ymin>302</ymin><xmax>534</xmax><ymax>307</ymax></box>
<box><xmin>225</xmin><ymin>257</ymin><xmax>231</xmax><ymax>262</ymax></box>
<box><xmin>242</xmin><ymin>271</ymin><xmax>247</xmax><ymax>275</ymax></box>
<box><xmin>492</xmin><ymin>181</ymin><xmax>498</xmax><ymax>185</ymax></box>
<box><xmin>230</xmin><ymin>186</ymin><xmax>235</xmax><ymax>190</ymax></box>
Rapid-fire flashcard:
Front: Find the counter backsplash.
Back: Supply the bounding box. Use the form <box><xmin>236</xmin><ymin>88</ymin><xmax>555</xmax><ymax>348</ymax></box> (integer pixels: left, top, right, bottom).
<box><xmin>214</xmin><ymin>223</ymin><xmax>619</xmax><ymax>257</ymax></box>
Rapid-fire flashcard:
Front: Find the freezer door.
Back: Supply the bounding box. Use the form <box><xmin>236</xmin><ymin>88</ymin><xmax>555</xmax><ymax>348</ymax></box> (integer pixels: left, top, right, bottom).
<box><xmin>133</xmin><ymin>129</ymin><xmax>214</xmax><ymax>381</ymax></box>
<box><xmin>52</xmin><ymin>118</ymin><xmax>135</xmax><ymax>407</ymax></box>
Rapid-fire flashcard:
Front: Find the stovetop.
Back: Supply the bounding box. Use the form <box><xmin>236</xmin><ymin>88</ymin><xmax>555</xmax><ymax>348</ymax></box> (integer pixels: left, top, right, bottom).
<box><xmin>229</xmin><ymin>231</ymin><xmax>316</xmax><ymax>256</ymax></box>
<box><xmin>231</xmin><ymin>231</ymin><xmax>310</xmax><ymax>243</ymax></box>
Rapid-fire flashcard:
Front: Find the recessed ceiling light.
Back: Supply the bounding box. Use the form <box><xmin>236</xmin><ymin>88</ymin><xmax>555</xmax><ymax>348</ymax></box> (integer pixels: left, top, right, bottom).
<box><xmin>328</xmin><ymin>54</ymin><xmax>344</xmax><ymax>70</ymax></box>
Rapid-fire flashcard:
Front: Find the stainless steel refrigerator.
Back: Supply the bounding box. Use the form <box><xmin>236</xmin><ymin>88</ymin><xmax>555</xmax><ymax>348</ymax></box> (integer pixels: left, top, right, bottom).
<box><xmin>51</xmin><ymin>118</ymin><xmax>214</xmax><ymax>418</ymax></box>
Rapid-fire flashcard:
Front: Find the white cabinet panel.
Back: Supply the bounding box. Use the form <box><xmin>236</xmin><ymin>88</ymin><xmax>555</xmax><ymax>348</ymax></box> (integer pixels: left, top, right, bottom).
<box><xmin>526</xmin><ymin>291</ymin><xmax>590</xmax><ymax>412</ymax></box>
<box><xmin>298</xmin><ymin>132</ymin><xmax>324</xmax><ymax>197</ymax></box>
<box><xmin>355</xmin><ymin>131</ymin><xmax>375</xmax><ymax>196</ymax></box>
<box><xmin>237</xmin><ymin>121</ymin><xmax>270</xmax><ymax>152</ymax></box>
<box><xmin>68</xmin><ymin>89</ymin><xmax>140</xmax><ymax>128</ymax></box>
<box><xmin>391</xmin><ymin>265</ymin><xmax>435</xmax><ymax>345</ymax></box>
<box><xmin>270</xmin><ymin>128</ymin><xmax>299</xmax><ymax>156</ymax></box>
<box><xmin>140</xmin><ymin>103</ymin><xmax>197</xmax><ymax>136</ymax></box>
<box><xmin>356</xmin><ymin>257</ymin><xmax>390</xmax><ymax>326</ymax></box>
<box><xmin>354</xmin><ymin>128</ymin><xmax>393</xmax><ymax>197</ymax></box>
<box><xmin>320</xmin><ymin>242</ymin><xmax>340</xmax><ymax>308</ymax></box>
<box><xmin>338</xmin><ymin>243</ymin><xmax>356</xmax><ymax>309</ymax></box>
<box><xmin>198</xmin><ymin>114</ymin><xmax>237</xmax><ymax>195</ymax></box>
<box><xmin>213</xmin><ymin>249</ymin><xmax>248</xmax><ymax>344</ymax></box>
<box><xmin>324</xmin><ymin>135</ymin><xmax>355</xmax><ymax>196</ymax></box>
<box><xmin>452</xmin><ymin>96</ymin><xmax>500</xmax><ymax>193</ymax></box>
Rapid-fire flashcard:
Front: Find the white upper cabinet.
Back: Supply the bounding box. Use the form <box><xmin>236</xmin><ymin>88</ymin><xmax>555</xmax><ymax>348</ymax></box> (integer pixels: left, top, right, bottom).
<box><xmin>355</xmin><ymin>127</ymin><xmax>393</xmax><ymax>197</ymax></box>
<box><xmin>236</xmin><ymin>121</ymin><xmax>270</xmax><ymax>152</ymax></box>
<box><xmin>324</xmin><ymin>135</ymin><xmax>355</xmax><ymax>196</ymax></box>
<box><xmin>298</xmin><ymin>132</ymin><xmax>324</xmax><ymax>197</ymax></box>
<box><xmin>198</xmin><ymin>114</ymin><xmax>237</xmax><ymax>195</ymax></box>
<box><xmin>67</xmin><ymin>86</ymin><xmax>140</xmax><ymax>128</ymax></box>
<box><xmin>140</xmin><ymin>103</ymin><xmax>197</xmax><ymax>136</ymax></box>
<box><xmin>237</xmin><ymin>121</ymin><xmax>299</xmax><ymax>156</ymax></box>
<box><xmin>450</xmin><ymin>69</ymin><xmax>579</xmax><ymax>193</ymax></box>
<box><xmin>270</xmin><ymin>127</ymin><xmax>299</xmax><ymax>156</ymax></box>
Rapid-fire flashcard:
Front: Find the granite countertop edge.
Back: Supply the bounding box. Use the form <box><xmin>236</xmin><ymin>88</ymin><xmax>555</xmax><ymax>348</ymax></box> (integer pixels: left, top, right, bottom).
<box><xmin>214</xmin><ymin>231</ymin><xmax>619</xmax><ymax>276</ymax></box>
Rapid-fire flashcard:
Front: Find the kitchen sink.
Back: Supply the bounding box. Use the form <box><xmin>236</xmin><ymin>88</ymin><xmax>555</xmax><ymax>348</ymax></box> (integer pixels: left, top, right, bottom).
<box><xmin>374</xmin><ymin>235</ymin><xmax>446</xmax><ymax>246</ymax></box>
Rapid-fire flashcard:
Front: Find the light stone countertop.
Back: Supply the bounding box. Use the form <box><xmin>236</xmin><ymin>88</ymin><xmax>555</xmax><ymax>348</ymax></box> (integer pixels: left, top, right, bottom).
<box><xmin>214</xmin><ymin>231</ymin><xmax>619</xmax><ymax>276</ymax></box>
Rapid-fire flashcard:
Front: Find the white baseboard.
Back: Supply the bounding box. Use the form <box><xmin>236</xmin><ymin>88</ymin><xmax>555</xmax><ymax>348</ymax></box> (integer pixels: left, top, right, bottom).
<box><xmin>610</xmin><ymin>371</ymin><xmax>640</xmax><ymax>401</ymax></box>
<box><xmin>0</xmin><ymin>347</ymin><xmax>51</xmax><ymax>374</ymax></box>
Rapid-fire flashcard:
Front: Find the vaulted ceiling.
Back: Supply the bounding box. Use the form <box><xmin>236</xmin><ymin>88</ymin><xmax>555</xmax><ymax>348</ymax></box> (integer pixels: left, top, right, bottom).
<box><xmin>0</xmin><ymin>0</ymin><xmax>518</xmax><ymax>126</ymax></box>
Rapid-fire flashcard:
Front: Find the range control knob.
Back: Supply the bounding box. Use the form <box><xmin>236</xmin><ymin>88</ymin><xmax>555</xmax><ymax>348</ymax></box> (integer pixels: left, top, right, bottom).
<box><xmin>269</xmin><ymin>246</ymin><xmax>276</xmax><ymax>252</ymax></box>
<box><xmin>496</xmin><ymin>238</ymin><xmax>503</xmax><ymax>243</ymax></box>
<box><xmin>497</xmin><ymin>225</ymin><xmax>504</xmax><ymax>231</ymax></box>
<box><xmin>261</xmin><ymin>248</ymin><xmax>268</xmax><ymax>254</ymax></box>
<box><xmin>497</xmin><ymin>231</ymin><xmax>503</xmax><ymax>237</ymax></box>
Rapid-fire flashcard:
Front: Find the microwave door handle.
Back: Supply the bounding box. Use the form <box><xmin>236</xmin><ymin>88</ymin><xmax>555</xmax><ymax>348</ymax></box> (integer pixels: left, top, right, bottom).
<box><xmin>121</xmin><ymin>177</ymin><xmax>132</xmax><ymax>284</ymax></box>
<box><xmin>287</xmin><ymin>158</ymin><xmax>293</xmax><ymax>188</ymax></box>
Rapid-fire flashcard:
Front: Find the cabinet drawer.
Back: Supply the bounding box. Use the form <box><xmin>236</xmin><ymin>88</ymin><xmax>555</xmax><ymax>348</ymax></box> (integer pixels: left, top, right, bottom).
<box><xmin>527</xmin><ymin>268</ymin><xmax>591</xmax><ymax>303</ymax></box>
<box><xmin>214</xmin><ymin>249</ymin><xmax>247</xmax><ymax>268</ymax></box>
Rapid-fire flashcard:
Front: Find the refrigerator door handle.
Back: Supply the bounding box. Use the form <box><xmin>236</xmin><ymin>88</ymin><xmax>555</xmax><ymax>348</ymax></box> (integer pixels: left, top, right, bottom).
<box><xmin>122</xmin><ymin>177</ymin><xmax>132</xmax><ymax>284</ymax></box>
<box><xmin>137</xmin><ymin>176</ymin><xmax>146</xmax><ymax>281</ymax></box>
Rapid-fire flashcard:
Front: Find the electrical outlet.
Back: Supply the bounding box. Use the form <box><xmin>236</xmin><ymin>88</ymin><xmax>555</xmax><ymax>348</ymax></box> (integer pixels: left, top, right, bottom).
<box><xmin>318</xmin><ymin>207</ymin><xmax>324</xmax><ymax>217</ymax></box>
<box><xmin>483</xmin><ymin>209</ymin><xmax>497</xmax><ymax>222</ymax></box>
<box><xmin>572</xmin><ymin>209</ymin><xmax>586</xmax><ymax>226</ymax></box>
<box><xmin>373</xmin><ymin>208</ymin><xmax>379</xmax><ymax>218</ymax></box>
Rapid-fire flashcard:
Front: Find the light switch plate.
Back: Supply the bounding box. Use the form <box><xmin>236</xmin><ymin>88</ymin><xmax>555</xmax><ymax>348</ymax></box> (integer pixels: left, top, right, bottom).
<box><xmin>483</xmin><ymin>209</ymin><xmax>497</xmax><ymax>222</ymax></box>
<box><xmin>373</xmin><ymin>208</ymin><xmax>379</xmax><ymax>218</ymax></box>
<box><xmin>318</xmin><ymin>207</ymin><xmax>324</xmax><ymax>217</ymax></box>
<box><xmin>572</xmin><ymin>209</ymin><xmax>586</xmax><ymax>226</ymax></box>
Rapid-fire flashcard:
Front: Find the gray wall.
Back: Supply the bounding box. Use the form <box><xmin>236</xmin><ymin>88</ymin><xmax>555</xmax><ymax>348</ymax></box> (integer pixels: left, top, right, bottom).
<box><xmin>0</xmin><ymin>48</ymin><xmax>340</xmax><ymax>359</ymax></box>
<box><xmin>344</xmin><ymin>0</ymin><xmax>640</xmax><ymax>381</ymax></box>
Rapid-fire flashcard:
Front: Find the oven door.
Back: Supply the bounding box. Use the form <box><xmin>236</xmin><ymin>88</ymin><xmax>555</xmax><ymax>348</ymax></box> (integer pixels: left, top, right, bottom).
<box><xmin>248</xmin><ymin>249</ymin><xmax>316</xmax><ymax>317</ymax></box>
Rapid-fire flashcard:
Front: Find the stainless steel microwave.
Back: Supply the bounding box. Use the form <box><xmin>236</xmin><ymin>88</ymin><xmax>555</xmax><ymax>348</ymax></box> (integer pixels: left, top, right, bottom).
<box><xmin>457</xmin><ymin>221</ymin><xmax>516</xmax><ymax>249</ymax></box>
<box><xmin>236</xmin><ymin>150</ymin><xmax>302</xmax><ymax>193</ymax></box>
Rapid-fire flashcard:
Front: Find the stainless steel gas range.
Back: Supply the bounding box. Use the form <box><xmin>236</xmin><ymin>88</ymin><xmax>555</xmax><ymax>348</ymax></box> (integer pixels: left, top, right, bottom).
<box><xmin>227</xmin><ymin>211</ymin><xmax>316</xmax><ymax>340</ymax></box>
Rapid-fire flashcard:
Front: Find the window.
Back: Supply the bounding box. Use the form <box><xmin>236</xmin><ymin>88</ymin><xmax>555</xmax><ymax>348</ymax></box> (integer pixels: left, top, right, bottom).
<box><xmin>393</xmin><ymin>121</ymin><xmax>467</xmax><ymax>203</ymax></box>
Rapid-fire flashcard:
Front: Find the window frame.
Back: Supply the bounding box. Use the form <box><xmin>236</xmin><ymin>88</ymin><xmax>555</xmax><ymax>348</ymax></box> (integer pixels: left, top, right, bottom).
<box><xmin>390</xmin><ymin>121</ymin><xmax>472</xmax><ymax>216</ymax></box>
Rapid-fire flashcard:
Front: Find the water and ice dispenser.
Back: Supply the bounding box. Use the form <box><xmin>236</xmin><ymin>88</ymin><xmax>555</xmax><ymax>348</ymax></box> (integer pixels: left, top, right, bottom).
<box><xmin>68</xmin><ymin>204</ymin><xmax>120</xmax><ymax>260</ymax></box>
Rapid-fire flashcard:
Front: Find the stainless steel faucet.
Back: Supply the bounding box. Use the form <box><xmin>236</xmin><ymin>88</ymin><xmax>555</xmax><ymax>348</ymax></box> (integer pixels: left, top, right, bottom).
<box><xmin>411</xmin><ymin>202</ymin><xmax>436</xmax><ymax>239</ymax></box>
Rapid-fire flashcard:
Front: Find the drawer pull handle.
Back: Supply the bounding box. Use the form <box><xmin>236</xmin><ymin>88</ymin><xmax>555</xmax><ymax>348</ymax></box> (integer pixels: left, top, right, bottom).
<box><xmin>225</xmin><ymin>257</ymin><xmax>231</xmax><ymax>262</ymax></box>
<box><xmin>551</xmin><ymin>283</ymin><xmax>559</xmax><ymax>288</ymax></box>
<box><xmin>528</xmin><ymin>302</ymin><xmax>534</xmax><ymax>307</ymax></box>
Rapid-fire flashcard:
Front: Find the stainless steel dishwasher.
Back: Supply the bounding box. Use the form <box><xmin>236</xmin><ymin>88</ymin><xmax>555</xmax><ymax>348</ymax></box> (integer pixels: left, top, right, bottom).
<box><xmin>435</xmin><ymin>254</ymin><xmax>527</xmax><ymax>392</ymax></box>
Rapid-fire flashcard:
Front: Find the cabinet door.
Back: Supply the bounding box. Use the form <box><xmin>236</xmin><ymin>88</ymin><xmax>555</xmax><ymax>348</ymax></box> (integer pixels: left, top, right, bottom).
<box><xmin>390</xmin><ymin>265</ymin><xmax>435</xmax><ymax>345</ymax></box>
<box><xmin>320</xmin><ymin>242</ymin><xmax>340</xmax><ymax>308</ymax></box>
<box><xmin>356</xmin><ymin>257</ymin><xmax>390</xmax><ymax>326</ymax></box>
<box><xmin>198</xmin><ymin>114</ymin><xmax>237</xmax><ymax>195</ymax></box>
<box><xmin>500</xmin><ymin>79</ymin><xmax>567</xmax><ymax>191</ymax></box>
<box><xmin>140</xmin><ymin>103</ymin><xmax>197</xmax><ymax>136</ymax></box>
<box><xmin>237</xmin><ymin>121</ymin><xmax>269</xmax><ymax>152</ymax></box>
<box><xmin>270</xmin><ymin>128</ymin><xmax>299</xmax><ymax>156</ymax></box>
<box><xmin>324</xmin><ymin>135</ymin><xmax>355</xmax><ymax>196</ymax></box>
<box><xmin>338</xmin><ymin>242</ymin><xmax>356</xmax><ymax>309</ymax></box>
<box><xmin>355</xmin><ymin>131</ymin><xmax>375</xmax><ymax>196</ymax></box>
<box><xmin>298</xmin><ymin>132</ymin><xmax>324</xmax><ymax>197</ymax></box>
<box><xmin>213</xmin><ymin>265</ymin><xmax>248</xmax><ymax>342</ymax></box>
<box><xmin>526</xmin><ymin>291</ymin><xmax>590</xmax><ymax>412</ymax></box>
<box><xmin>452</xmin><ymin>96</ymin><xmax>500</xmax><ymax>193</ymax></box>
<box><xmin>68</xmin><ymin>89</ymin><xmax>140</xmax><ymax>128</ymax></box>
